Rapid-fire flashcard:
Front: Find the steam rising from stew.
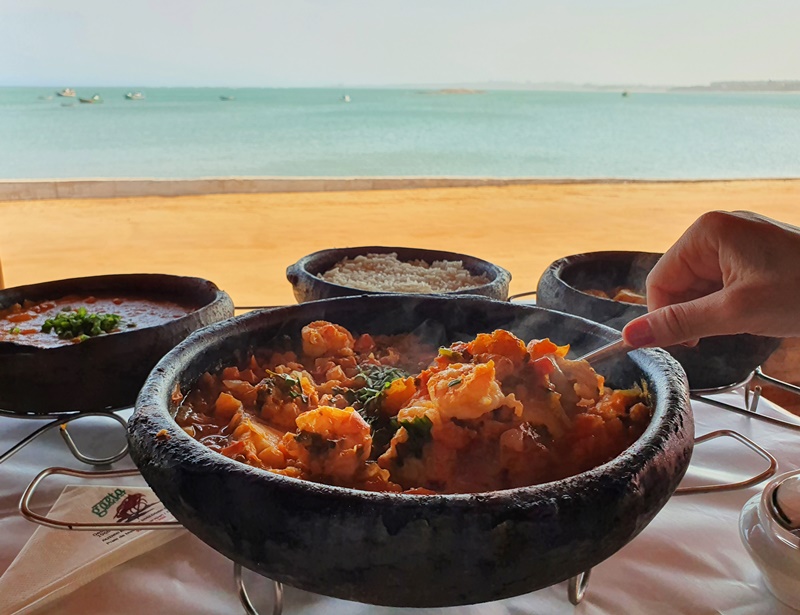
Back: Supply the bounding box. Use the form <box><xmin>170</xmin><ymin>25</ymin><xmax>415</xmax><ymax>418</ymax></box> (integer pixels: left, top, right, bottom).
<box><xmin>174</xmin><ymin>321</ymin><xmax>652</xmax><ymax>494</ymax></box>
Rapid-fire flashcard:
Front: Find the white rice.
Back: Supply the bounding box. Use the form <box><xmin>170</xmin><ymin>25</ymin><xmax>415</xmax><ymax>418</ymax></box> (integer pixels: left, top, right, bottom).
<box><xmin>319</xmin><ymin>253</ymin><xmax>490</xmax><ymax>293</ymax></box>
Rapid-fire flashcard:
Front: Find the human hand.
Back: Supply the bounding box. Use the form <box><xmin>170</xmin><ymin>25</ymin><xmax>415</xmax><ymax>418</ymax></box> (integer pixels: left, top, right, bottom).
<box><xmin>622</xmin><ymin>210</ymin><xmax>800</xmax><ymax>348</ymax></box>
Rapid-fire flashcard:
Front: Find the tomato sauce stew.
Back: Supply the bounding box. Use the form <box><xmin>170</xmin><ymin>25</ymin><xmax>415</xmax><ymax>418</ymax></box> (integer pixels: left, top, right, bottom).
<box><xmin>173</xmin><ymin>321</ymin><xmax>652</xmax><ymax>494</ymax></box>
<box><xmin>0</xmin><ymin>294</ymin><xmax>196</xmax><ymax>348</ymax></box>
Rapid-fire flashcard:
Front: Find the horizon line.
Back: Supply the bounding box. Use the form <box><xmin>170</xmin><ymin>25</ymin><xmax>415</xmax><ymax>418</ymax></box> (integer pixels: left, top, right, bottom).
<box><xmin>3</xmin><ymin>78</ymin><xmax>799</xmax><ymax>90</ymax></box>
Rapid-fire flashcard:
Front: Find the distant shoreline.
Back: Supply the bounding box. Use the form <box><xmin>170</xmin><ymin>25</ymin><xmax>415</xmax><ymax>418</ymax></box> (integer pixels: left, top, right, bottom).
<box><xmin>2</xmin><ymin>176</ymin><xmax>800</xmax><ymax>202</ymax></box>
<box><xmin>671</xmin><ymin>80</ymin><xmax>800</xmax><ymax>93</ymax></box>
<box><xmin>3</xmin><ymin>82</ymin><xmax>800</xmax><ymax>93</ymax></box>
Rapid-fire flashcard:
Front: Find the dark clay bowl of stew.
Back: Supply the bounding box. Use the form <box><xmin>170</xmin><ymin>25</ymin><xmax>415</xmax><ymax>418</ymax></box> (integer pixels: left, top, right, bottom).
<box><xmin>286</xmin><ymin>246</ymin><xmax>512</xmax><ymax>302</ymax></box>
<box><xmin>129</xmin><ymin>294</ymin><xmax>692</xmax><ymax>607</ymax></box>
<box><xmin>0</xmin><ymin>274</ymin><xmax>234</xmax><ymax>414</ymax></box>
<box><xmin>536</xmin><ymin>251</ymin><xmax>781</xmax><ymax>390</ymax></box>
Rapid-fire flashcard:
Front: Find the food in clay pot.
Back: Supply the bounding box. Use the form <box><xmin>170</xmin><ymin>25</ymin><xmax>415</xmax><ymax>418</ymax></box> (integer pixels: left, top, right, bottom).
<box><xmin>129</xmin><ymin>295</ymin><xmax>692</xmax><ymax>607</ymax></box>
<box><xmin>174</xmin><ymin>321</ymin><xmax>652</xmax><ymax>494</ymax></box>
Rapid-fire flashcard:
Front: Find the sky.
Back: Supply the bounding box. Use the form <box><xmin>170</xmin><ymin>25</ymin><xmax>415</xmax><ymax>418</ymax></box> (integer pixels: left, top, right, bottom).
<box><xmin>1</xmin><ymin>0</ymin><xmax>799</xmax><ymax>88</ymax></box>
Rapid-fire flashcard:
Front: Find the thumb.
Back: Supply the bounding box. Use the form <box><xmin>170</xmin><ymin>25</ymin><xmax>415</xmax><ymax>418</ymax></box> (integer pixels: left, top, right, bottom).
<box><xmin>622</xmin><ymin>292</ymin><xmax>731</xmax><ymax>348</ymax></box>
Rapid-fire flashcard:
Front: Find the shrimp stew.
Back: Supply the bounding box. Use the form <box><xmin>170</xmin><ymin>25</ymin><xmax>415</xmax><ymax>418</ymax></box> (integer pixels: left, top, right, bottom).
<box><xmin>174</xmin><ymin>321</ymin><xmax>652</xmax><ymax>494</ymax></box>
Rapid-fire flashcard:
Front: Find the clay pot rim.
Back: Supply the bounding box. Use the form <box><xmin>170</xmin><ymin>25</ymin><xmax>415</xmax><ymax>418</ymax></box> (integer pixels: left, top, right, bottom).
<box><xmin>134</xmin><ymin>294</ymin><xmax>686</xmax><ymax>503</ymax></box>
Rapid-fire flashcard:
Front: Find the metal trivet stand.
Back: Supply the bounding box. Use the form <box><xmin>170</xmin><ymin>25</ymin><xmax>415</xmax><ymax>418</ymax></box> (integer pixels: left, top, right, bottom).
<box><xmin>19</xmin><ymin>467</ymin><xmax>284</xmax><ymax>615</ymax></box>
<box><xmin>15</xmin><ymin>379</ymin><xmax>797</xmax><ymax>615</ymax></box>
<box><xmin>0</xmin><ymin>407</ymin><xmax>129</xmax><ymax>468</ymax></box>
<box><xmin>691</xmin><ymin>367</ymin><xmax>800</xmax><ymax>433</ymax></box>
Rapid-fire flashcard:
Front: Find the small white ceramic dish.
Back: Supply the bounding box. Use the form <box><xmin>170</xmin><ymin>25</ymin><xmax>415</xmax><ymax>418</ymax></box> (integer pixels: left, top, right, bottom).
<box><xmin>740</xmin><ymin>469</ymin><xmax>800</xmax><ymax>609</ymax></box>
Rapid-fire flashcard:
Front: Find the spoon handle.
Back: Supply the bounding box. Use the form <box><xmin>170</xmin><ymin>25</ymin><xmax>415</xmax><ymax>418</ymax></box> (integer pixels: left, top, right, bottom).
<box><xmin>577</xmin><ymin>338</ymin><xmax>630</xmax><ymax>364</ymax></box>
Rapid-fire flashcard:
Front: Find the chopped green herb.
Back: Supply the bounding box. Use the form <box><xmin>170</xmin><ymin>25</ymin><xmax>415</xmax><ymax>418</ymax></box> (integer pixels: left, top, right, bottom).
<box><xmin>41</xmin><ymin>307</ymin><xmax>122</xmax><ymax>340</ymax></box>
<box><xmin>9</xmin><ymin>326</ymin><xmax>21</xmax><ymax>335</ymax></box>
<box><xmin>264</xmin><ymin>369</ymin><xmax>308</xmax><ymax>404</ymax></box>
<box><xmin>347</xmin><ymin>364</ymin><xmax>410</xmax><ymax>457</ymax></box>
<box><xmin>352</xmin><ymin>364</ymin><xmax>409</xmax><ymax>420</ymax></box>
<box><xmin>391</xmin><ymin>415</ymin><xmax>433</xmax><ymax>457</ymax></box>
<box><xmin>448</xmin><ymin>378</ymin><xmax>462</xmax><ymax>388</ymax></box>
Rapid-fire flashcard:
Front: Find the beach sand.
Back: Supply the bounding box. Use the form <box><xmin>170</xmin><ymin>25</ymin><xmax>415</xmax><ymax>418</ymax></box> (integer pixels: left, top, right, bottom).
<box><xmin>2</xmin><ymin>179</ymin><xmax>799</xmax><ymax>304</ymax></box>
<box><xmin>1</xmin><ymin>179</ymin><xmax>799</xmax><ymax>405</ymax></box>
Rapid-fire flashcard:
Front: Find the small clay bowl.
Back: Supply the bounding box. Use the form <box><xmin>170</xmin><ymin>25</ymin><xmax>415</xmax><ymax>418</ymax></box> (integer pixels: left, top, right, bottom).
<box><xmin>0</xmin><ymin>274</ymin><xmax>234</xmax><ymax>414</ymax></box>
<box><xmin>286</xmin><ymin>246</ymin><xmax>511</xmax><ymax>302</ymax></box>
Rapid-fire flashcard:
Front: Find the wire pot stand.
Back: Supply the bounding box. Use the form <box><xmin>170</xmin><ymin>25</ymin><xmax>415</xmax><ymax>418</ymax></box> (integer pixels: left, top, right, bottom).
<box><xmin>691</xmin><ymin>367</ymin><xmax>800</xmax><ymax>433</ymax></box>
<box><xmin>0</xmin><ymin>407</ymin><xmax>130</xmax><ymax>468</ymax></box>
<box><xmin>16</xmin><ymin>421</ymin><xmax>780</xmax><ymax>615</ymax></box>
<box><xmin>18</xmin><ymin>464</ymin><xmax>590</xmax><ymax>614</ymax></box>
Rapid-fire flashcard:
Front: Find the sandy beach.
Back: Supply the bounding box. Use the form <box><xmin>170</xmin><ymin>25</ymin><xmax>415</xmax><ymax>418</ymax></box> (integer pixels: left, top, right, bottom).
<box><xmin>2</xmin><ymin>179</ymin><xmax>799</xmax><ymax>306</ymax></box>
<box><xmin>2</xmin><ymin>178</ymin><xmax>800</xmax><ymax>407</ymax></box>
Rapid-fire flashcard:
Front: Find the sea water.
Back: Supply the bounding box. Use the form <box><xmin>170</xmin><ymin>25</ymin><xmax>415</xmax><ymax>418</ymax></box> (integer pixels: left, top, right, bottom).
<box><xmin>0</xmin><ymin>87</ymin><xmax>798</xmax><ymax>179</ymax></box>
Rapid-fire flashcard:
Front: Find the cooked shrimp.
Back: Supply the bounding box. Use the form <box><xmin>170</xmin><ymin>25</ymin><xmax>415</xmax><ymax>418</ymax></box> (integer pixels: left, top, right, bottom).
<box><xmin>468</xmin><ymin>330</ymin><xmax>529</xmax><ymax>364</ymax></box>
<box><xmin>283</xmin><ymin>406</ymin><xmax>373</xmax><ymax>484</ymax></box>
<box><xmin>426</xmin><ymin>361</ymin><xmax>516</xmax><ymax>420</ymax></box>
<box><xmin>228</xmin><ymin>415</ymin><xmax>287</xmax><ymax>468</ymax></box>
<box><xmin>301</xmin><ymin>321</ymin><xmax>355</xmax><ymax>358</ymax></box>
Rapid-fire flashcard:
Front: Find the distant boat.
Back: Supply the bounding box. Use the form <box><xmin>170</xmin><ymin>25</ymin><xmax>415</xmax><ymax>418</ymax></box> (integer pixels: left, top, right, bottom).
<box><xmin>56</xmin><ymin>88</ymin><xmax>76</xmax><ymax>98</ymax></box>
<box><xmin>79</xmin><ymin>94</ymin><xmax>103</xmax><ymax>104</ymax></box>
<box><xmin>219</xmin><ymin>95</ymin><xmax>235</xmax><ymax>101</ymax></box>
<box><xmin>622</xmin><ymin>91</ymin><xmax>630</xmax><ymax>98</ymax></box>
<box><xmin>341</xmin><ymin>94</ymin><xmax>351</xmax><ymax>103</ymax></box>
<box><xmin>125</xmin><ymin>92</ymin><xmax>145</xmax><ymax>100</ymax></box>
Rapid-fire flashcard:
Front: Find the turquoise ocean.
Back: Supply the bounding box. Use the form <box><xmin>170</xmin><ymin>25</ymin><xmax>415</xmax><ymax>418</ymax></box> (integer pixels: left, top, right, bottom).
<box><xmin>1</xmin><ymin>87</ymin><xmax>799</xmax><ymax>179</ymax></box>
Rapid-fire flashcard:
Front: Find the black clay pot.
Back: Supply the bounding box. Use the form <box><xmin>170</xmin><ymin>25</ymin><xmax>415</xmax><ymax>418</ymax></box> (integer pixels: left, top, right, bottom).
<box><xmin>0</xmin><ymin>274</ymin><xmax>234</xmax><ymax>414</ymax></box>
<box><xmin>536</xmin><ymin>251</ymin><xmax>781</xmax><ymax>390</ymax></box>
<box><xmin>286</xmin><ymin>246</ymin><xmax>511</xmax><ymax>302</ymax></box>
<box><xmin>129</xmin><ymin>294</ymin><xmax>692</xmax><ymax>608</ymax></box>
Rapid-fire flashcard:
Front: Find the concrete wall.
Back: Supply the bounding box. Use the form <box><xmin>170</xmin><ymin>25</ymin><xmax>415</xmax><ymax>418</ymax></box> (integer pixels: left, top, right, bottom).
<box><xmin>0</xmin><ymin>176</ymin><xmax>635</xmax><ymax>201</ymax></box>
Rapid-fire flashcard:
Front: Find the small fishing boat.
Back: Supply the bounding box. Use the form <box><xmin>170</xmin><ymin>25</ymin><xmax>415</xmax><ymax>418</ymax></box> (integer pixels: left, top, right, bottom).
<box><xmin>341</xmin><ymin>94</ymin><xmax>351</xmax><ymax>103</ymax></box>
<box><xmin>56</xmin><ymin>88</ymin><xmax>76</xmax><ymax>97</ymax></box>
<box><xmin>621</xmin><ymin>91</ymin><xmax>630</xmax><ymax>98</ymax></box>
<box><xmin>79</xmin><ymin>94</ymin><xmax>103</xmax><ymax>104</ymax></box>
<box><xmin>125</xmin><ymin>92</ymin><xmax>145</xmax><ymax>100</ymax></box>
<box><xmin>219</xmin><ymin>95</ymin><xmax>235</xmax><ymax>101</ymax></box>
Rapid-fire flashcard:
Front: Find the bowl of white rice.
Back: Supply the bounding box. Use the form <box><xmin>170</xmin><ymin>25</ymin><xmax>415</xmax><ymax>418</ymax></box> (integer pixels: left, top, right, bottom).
<box><xmin>286</xmin><ymin>247</ymin><xmax>511</xmax><ymax>303</ymax></box>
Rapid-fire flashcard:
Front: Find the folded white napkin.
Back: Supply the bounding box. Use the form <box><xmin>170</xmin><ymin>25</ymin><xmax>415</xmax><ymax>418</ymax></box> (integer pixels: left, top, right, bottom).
<box><xmin>0</xmin><ymin>484</ymin><xmax>183</xmax><ymax>615</ymax></box>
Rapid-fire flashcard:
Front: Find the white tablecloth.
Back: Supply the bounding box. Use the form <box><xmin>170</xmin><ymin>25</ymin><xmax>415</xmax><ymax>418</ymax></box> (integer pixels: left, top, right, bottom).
<box><xmin>1</xmin><ymin>392</ymin><xmax>799</xmax><ymax>615</ymax></box>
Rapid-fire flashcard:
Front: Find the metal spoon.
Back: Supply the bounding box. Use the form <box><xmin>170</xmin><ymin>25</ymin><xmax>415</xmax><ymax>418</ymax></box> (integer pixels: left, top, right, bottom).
<box><xmin>577</xmin><ymin>338</ymin><xmax>630</xmax><ymax>365</ymax></box>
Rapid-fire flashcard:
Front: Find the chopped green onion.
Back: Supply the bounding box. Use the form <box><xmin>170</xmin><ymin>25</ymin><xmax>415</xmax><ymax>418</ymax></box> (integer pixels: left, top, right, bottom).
<box><xmin>41</xmin><ymin>308</ymin><xmax>123</xmax><ymax>341</ymax></box>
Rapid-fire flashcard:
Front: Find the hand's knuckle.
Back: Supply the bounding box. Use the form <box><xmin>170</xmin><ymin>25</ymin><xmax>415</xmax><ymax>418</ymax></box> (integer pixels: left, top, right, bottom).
<box><xmin>659</xmin><ymin>303</ymin><xmax>695</xmax><ymax>342</ymax></box>
<box><xmin>696</xmin><ymin>210</ymin><xmax>730</xmax><ymax>230</ymax></box>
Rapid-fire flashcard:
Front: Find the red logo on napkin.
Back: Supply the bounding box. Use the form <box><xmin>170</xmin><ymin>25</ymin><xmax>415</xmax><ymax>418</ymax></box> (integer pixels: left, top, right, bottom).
<box><xmin>113</xmin><ymin>494</ymin><xmax>153</xmax><ymax>523</ymax></box>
